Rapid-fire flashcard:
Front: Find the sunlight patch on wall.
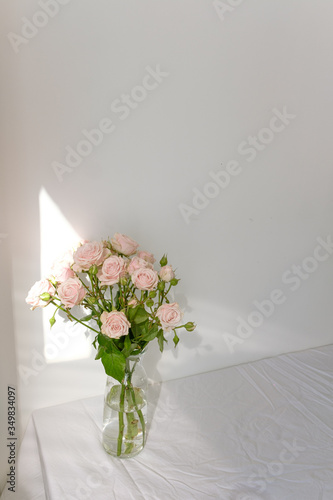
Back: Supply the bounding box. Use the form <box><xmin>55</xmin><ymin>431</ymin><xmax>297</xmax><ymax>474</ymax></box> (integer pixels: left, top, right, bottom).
<box><xmin>39</xmin><ymin>187</ymin><xmax>92</xmax><ymax>363</ymax></box>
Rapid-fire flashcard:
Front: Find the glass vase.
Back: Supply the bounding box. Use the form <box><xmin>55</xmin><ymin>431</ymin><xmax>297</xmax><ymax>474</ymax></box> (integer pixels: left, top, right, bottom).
<box><xmin>102</xmin><ymin>353</ymin><xmax>148</xmax><ymax>458</ymax></box>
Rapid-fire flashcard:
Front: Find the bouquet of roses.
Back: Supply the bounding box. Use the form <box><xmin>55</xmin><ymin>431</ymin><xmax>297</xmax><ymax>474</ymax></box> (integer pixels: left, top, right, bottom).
<box><xmin>26</xmin><ymin>233</ymin><xmax>195</xmax><ymax>383</ymax></box>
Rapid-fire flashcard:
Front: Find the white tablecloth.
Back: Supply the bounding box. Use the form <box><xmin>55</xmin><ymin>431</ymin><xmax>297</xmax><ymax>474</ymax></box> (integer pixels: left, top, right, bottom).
<box><xmin>2</xmin><ymin>345</ymin><xmax>333</xmax><ymax>499</ymax></box>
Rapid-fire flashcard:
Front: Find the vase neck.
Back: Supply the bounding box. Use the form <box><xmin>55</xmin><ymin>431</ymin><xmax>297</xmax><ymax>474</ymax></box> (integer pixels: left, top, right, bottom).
<box><xmin>124</xmin><ymin>353</ymin><xmax>143</xmax><ymax>383</ymax></box>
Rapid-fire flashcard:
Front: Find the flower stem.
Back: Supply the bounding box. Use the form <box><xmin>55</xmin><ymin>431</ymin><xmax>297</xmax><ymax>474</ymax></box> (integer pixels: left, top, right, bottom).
<box><xmin>50</xmin><ymin>300</ymin><xmax>100</xmax><ymax>334</ymax></box>
<box><xmin>118</xmin><ymin>358</ymin><xmax>146</xmax><ymax>456</ymax></box>
<box><xmin>109</xmin><ymin>286</ymin><xmax>113</xmax><ymax>308</ymax></box>
<box><xmin>129</xmin><ymin>385</ymin><xmax>146</xmax><ymax>448</ymax></box>
<box><xmin>117</xmin><ymin>383</ymin><xmax>126</xmax><ymax>456</ymax></box>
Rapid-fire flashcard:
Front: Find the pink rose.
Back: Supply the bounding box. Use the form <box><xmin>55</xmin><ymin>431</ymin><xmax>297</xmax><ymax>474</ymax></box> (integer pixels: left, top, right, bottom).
<box><xmin>156</xmin><ymin>303</ymin><xmax>183</xmax><ymax>331</ymax></box>
<box><xmin>61</xmin><ymin>248</ymin><xmax>75</xmax><ymax>266</ymax></box>
<box><xmin>57</xmin><ymin>278</ymin><xmax>86</xmax><ymax>308</ymax></box>
<box><xmin>127</xmin><ymin>256</ymin><xmax>153</xmax><ymax>275</ymax></box>
<box><xmin>137</xmin><ymin>251</ymin><xmax>155</xmax><ymax>265</ymax></box>
<box><xmin>128</xmin><ymin>297</ymin><xmax>138</xmax><ymax>307</ymax></box>
<box><xmin>159</xmin><ymin>265</ymin><xmax>175</xmax><ymax>282</ymax></box>
<box><xmin>97</xmin><ymin>256</ymin><xmax>127</xmax><ymax>285</ymax></box>
<box><xmin>131</xmin><ymin>268</ymin><xmax>159</xmax><ymax>290</ymax></box>
<box><xmin>49</xmin><ymin>260</ymin><xmax>75</xmax><ymax>283</ymax></box>
<box><xmin>111</xmin><ymin>233</ymin><xmax>139</xmax><ymax>256</ymax></box>
<box><xmin>26</xmin><ymin>279</ymin><xmax>55</xmax><ymax>310</ymax></box>
<box><xmin>101</xmin><ymin>311</ymin><xmax>130</xmax><ymax>339</ymax></box>
<box><xmin>73</xmin><ymin>241</ymin><xmax>109</xmax><ymax>272</ymax></box>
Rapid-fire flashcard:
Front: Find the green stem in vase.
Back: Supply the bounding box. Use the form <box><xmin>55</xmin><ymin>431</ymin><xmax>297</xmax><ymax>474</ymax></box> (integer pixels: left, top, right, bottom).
<box><xmin>117</xmin><ymin>383</ymin><xmax>126</xmax><ymax>456</ymax></box>
<box><xmin>124</xmin><ymin>411</ymin><xmax>137</xmax><ymax>454</ymax></box>
<box><xmin>115</xmin><ymin>356</ymin><xmax>146</xmax><ymax>457</ymax></box>
<box><xmin>129</xmin><ymin>385</ymin><xmax>146</xmax><ymax>448</ymax></box>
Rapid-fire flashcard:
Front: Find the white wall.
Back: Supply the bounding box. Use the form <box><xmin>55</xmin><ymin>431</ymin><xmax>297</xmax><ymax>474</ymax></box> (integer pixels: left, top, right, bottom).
<box><xmin>1</xmin><ymin>0</ymin><xmax>333</xmax><ymax>489</ymax></box>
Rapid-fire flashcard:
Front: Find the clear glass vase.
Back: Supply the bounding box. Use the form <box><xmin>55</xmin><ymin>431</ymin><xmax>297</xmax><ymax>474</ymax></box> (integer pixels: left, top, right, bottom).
<box><xmin>102</xmin><ymin>353</ymin><xmax>148</xmax><ymax>458</ymax></box>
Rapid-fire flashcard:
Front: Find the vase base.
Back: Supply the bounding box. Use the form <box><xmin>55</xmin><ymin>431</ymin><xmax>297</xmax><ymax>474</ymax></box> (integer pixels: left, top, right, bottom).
<box><xmin>102</xmin><ymin>421</ymin><xmax>145</xmax><ymax>459</ymax></box>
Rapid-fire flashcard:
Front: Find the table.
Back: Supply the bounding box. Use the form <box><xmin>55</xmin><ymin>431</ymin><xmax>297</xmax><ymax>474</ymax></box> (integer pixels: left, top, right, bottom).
<box><xmin>2</xmin><ymin>345</ymin><xmax>333</xmax><ymax>499</ymax></box>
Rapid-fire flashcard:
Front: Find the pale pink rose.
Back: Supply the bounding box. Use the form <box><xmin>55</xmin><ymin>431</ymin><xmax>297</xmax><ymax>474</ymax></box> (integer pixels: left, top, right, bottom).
<box><xmin>26</xmin><ymin>279</ymin><xmax>55</xmax><ymax>310</ymax></box>
<box><xmin>100</xmin><ymin>311</ymin><xmax>130</xmax><ymax>339</ymax></box>
<box><xmin>73</xmin><ymin>241</ymin><xmax>110</xmax><ymax>272</ymax></box>
<box><xmin>61</xmin><ymin>248</ymin><xmax>75</xmax><ymax>266</ymax></box>
<box><xmin>128</xmin><ymin>297</ymin><xmax>138</xmax><ymax>307</ymax></box>
<box><xmin>156</xmin><ymin>303</ymin><xmax>183</xmax><ymax>331</ymax></box>
<box><xmin>49</xmin><ymin>260</ymin><xmax>75</xmax><ymax>283</ymax></box>
<box><xmin>111</xmin><ymin>233</ymin><xmax>139</xmax><ymax>256</ymax></box>
<box><xmin>97</xmin><ymin>256</ymin><xmax>127</xmax><ymax>285</ymax></box>
<box><xmin>131</xmin><ymin>268</ymin><xmax>159</xmax><ymax>290</ymax></box>
<box><xmin>159</xmin><ymin>265</ymin><xmax>175</xmax><ymax>282</ymax></box>
<box><xmin>57</xmin><ymin>278</ymin><xmax>86</xmax><ymax>308</ymax></box>
<box><xmin>137</xmin><ymin>251</ymin><xmax>155</xmax><ymax>265</ymax></box>
<box><xmin>127</xmin><ymin>256</ymin><xmax>152</xmax><ymax>275</ymax></box>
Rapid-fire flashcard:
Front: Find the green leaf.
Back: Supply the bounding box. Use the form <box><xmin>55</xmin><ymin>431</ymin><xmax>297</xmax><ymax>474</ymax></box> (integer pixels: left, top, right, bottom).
<box><xmin>95</xmin><ymin>345</ymin><xmax>105</xmax><ymax>360</ymax></box>
<box><xmin>140</xmin><ymin>323</ymin><xmax>159</xmax><ymax>342</ymax></box>
<box><xmin>101</xmin><ymin>350</ymin><xmax>126</xmax><ymax>383</ymax></box>
<box><xmin>81</xmin><ymin>313</ymin><xmax>93</xmax><ymax>322</ymax></box>
<box><xmin>122</xmin><ymin>334</ymin><xmax>132</xmax><ymax>356</ymax></box>
<box><xmin>122</xmin><ymin>342</ymin><xmax>140</xmax><ymax>358</ymax></box>
<box><xmin>97</xmin><ymin>332</ymin><xmax>114</xmax><ymax>351</ymax></box>
<box><xmin>131</xmin><ymin>320</ymin><xmax>149</xmax><ymax>339</ymax></box>
<box><xmin>157</xmin><ymin>329</ymin><xmax>166</xmax><ymax>353</ymax></box>
<box><xmin>127</xmin><ymin>305</ymin><xmax>149</xmax><ymax>325</ymax></box>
